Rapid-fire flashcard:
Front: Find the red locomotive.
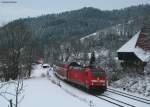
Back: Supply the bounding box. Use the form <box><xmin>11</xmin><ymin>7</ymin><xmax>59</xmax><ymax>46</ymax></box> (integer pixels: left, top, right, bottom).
<box><xmin>54</xmin><ymin>62</ymin><xmax>107</xmax><ymax>93</ymax></box>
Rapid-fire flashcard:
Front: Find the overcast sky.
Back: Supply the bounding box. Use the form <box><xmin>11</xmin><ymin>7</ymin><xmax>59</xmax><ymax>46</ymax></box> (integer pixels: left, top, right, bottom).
<box><xmin>0</xmin><ymin>0</ymin><xmax>150</xmax><ymax>25</ymax></box>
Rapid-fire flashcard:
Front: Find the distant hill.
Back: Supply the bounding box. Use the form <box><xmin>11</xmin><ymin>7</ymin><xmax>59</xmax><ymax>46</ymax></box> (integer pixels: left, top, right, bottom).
<box><xmin>2</xmin><ymin>4</ymin><xmax>150</xmax><ymax>43</ymax></box>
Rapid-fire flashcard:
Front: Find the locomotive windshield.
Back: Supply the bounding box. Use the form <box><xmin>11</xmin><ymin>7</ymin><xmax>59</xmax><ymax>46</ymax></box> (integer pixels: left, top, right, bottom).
<box><xmin>91</xmin><ymin>69</ymin><xmax>105</xmax><ymax>77</ymax></box>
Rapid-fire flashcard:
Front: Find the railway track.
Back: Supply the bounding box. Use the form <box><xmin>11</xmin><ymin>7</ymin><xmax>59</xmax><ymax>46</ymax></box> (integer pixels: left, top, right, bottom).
<box><xmin>107</xmin><ymin>88</ymin><xmax>150</xmax><ymax>105</ymax></box>
<box><xmin>94</xmin><ymin>88</ymin><xmax>150</xmax><ymax>107</ymax></box>
<box><xmin>107</xmin><ymin>88</ymin><xmax>150</xmax><ymax>102</ymax></box>
<box><xmin>94</xmin><ymin>95</ymin><xmax>136</xmax><ymax>107</ymax></box>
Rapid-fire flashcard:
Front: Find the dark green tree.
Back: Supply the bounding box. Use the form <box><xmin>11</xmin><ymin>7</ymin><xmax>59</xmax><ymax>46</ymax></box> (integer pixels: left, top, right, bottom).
<box><xmin>89</xmin><ymin>51</ymin><xmax>96</xmax><ymax>68</ymax></box>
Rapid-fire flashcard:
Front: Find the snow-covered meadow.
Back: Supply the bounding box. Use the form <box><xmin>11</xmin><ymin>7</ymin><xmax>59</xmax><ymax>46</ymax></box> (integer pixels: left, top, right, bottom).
<box><xmin>0</xmin><ymin>64</ymin><xmax>112</xmax><ymax>107</ymax></box>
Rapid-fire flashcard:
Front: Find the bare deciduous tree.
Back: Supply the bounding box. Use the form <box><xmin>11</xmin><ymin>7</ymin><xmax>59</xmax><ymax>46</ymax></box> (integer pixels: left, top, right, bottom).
<box><xmin>0</xmin><ymin>20</ymin><xmax>32</xmax><ymax>80</ymax></box>
<box><xmin>0</xmin><ymin>76</ymin><xmax>24</xmax><ymax>107</ymax></box>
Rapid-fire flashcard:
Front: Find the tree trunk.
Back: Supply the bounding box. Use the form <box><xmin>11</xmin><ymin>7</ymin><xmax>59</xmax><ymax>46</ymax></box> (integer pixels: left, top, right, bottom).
<box><xmin>9</xmin><ymin>99</ymin><xmax>13</xmax><ymax>107</ymax></box>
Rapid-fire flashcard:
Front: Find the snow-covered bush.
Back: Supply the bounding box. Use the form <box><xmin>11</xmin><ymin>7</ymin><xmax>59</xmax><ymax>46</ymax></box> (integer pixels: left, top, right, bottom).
<box><xmin>111</xmin><ymin>72</ymin><xmax>150</xmax><ymax>97</ymax></box>
<box><xmin>108</xmin><ymin>72</ymin><xmax>120</xmax><ymax>82</ymax></box>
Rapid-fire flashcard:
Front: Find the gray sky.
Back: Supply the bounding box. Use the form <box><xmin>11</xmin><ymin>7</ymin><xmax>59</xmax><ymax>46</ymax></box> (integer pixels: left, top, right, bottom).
<box><xmin>0</xmin><ymin>0</ymin><xmax>150</xmax><ymax>25</ymax></box>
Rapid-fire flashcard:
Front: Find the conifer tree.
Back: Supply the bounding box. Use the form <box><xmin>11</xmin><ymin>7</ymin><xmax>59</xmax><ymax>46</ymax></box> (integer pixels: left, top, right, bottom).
<box><xmin>89</xmin><ymin>51</ymin><xmax>96</xmax><ymax>68</ymax></box>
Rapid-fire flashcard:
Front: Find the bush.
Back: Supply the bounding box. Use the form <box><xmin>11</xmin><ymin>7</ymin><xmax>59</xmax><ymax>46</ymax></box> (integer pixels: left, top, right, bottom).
<box><xmin>109</xmin><ymin>72</ymin><xmax>120</xmax><ymax>82</ymax></box>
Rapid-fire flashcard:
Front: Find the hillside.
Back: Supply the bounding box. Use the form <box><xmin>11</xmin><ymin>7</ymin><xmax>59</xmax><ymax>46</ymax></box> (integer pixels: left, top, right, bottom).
<box><xmin>0</xmin><ymin>4</ymin><xmax>150</xmax><ymax>65</ymax></box>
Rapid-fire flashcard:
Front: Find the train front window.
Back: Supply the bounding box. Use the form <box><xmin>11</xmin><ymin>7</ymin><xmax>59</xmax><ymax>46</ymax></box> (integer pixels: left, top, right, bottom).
<box><xmin>91</xmin><ymin>69</ymin><xmax>105</xmax><ymax>77</ymax></box>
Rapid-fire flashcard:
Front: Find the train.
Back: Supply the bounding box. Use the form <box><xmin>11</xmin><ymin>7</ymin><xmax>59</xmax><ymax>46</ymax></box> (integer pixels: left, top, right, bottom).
<box><xmin>54</xmin><ymin>62</ymin><xmax>107</xmax><ymax>93</ymax></box>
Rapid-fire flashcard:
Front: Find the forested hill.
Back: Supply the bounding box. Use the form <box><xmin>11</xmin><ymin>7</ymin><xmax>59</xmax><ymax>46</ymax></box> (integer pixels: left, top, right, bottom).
<box><xmin>0</xmin><ymin>4</ymin><xmax>150</xmax><ymax>80</ymax></box>
<box><xmin>2</xmin><ymin>4</ymin><xmax>150</xmax><ymax>42</ymax></box>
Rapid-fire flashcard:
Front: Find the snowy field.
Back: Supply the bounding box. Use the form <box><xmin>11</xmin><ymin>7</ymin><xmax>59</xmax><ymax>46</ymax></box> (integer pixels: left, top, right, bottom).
<box><xmin>0</xmin><ymin>64</ymin><xmax>150</xmax><ymax>107</ymax></box>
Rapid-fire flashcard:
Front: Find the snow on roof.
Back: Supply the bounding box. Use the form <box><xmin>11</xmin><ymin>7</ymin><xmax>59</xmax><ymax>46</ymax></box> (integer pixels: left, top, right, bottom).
<box><xmin>117</xmin><ymin>31</ymin><xmax>140</xmax><ymax>53</ymax></box>
<box><xmin>118</xmin><ymin>31</ymin><xmax>150</xmax><ymax>62</ymax></box>
<box><xmin>134</xmin><ymin>47</ymin><xmax>150</xmax><ymax>62</ymax></box>
<box><xmin>43</xmin><ymin>63</ymin><xmax>50</xmax><ymax>67</ymax></box>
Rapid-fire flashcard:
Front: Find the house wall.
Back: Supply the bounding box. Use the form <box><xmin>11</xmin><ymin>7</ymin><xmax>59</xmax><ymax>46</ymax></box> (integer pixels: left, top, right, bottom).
<box><xmin>118</xmin><ymin>52</ymin><xmax>146</xmax><ymax>74</ymax></box>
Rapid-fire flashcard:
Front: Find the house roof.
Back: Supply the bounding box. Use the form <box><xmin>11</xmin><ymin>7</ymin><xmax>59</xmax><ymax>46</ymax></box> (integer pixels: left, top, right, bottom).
<box><xmin>118</xmin><ymin>31</ymin><xmax>140</xmax><ymax>53</ymax></box>
<box><xmin>117</xmin><ymin>31</ymin><xmax>150</xmax><ymax>62</ymax></box>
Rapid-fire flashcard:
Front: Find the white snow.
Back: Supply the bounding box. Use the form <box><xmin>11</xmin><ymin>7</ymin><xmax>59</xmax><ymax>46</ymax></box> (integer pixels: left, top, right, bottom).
<box><xmin>21</xmin><ymin>78</ymin><xmax>90</xmax><ymax>107</ymax></box>
<box><xmin>134</xmin><ymin>47</ymin><xmax>150</xmax><ymax>62</ymax></box>
<box><xmin>80</xmin><ymin>32</ymin><xmax>97</xmax><ymax>41</ymax></box>
<box><xmin>117</xmin><ymin>31</ymin><xmax>150</xmax><ymax>62</ymax></box>
<box><xmin>117</xmin><ymin>31</ymin><xmax>140</xmax><ymax>52</ymax></box>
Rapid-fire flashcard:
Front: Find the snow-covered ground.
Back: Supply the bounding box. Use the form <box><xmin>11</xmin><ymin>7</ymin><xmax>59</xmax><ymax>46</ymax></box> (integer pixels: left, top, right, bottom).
<box><xmin>110</xmin><ymin>73</ymin><xmax>150</xmax><ymax>98</ymax></box>
<box><xmin>0</xmin><ymin>64</ymin><xmax>150</xmax><ymax>107</ymax></box>
<box><xmin>0</xmin><ymin>65</ymin><xmax>113</xmax><ymax>107</ymax></box>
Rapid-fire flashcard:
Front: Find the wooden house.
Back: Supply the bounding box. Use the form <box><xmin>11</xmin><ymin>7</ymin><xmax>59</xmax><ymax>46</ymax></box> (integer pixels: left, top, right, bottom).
<box><xmin>117</xmin><ymin>26</ymin><xmax>150</xmax><ymax>73</ymax></box>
